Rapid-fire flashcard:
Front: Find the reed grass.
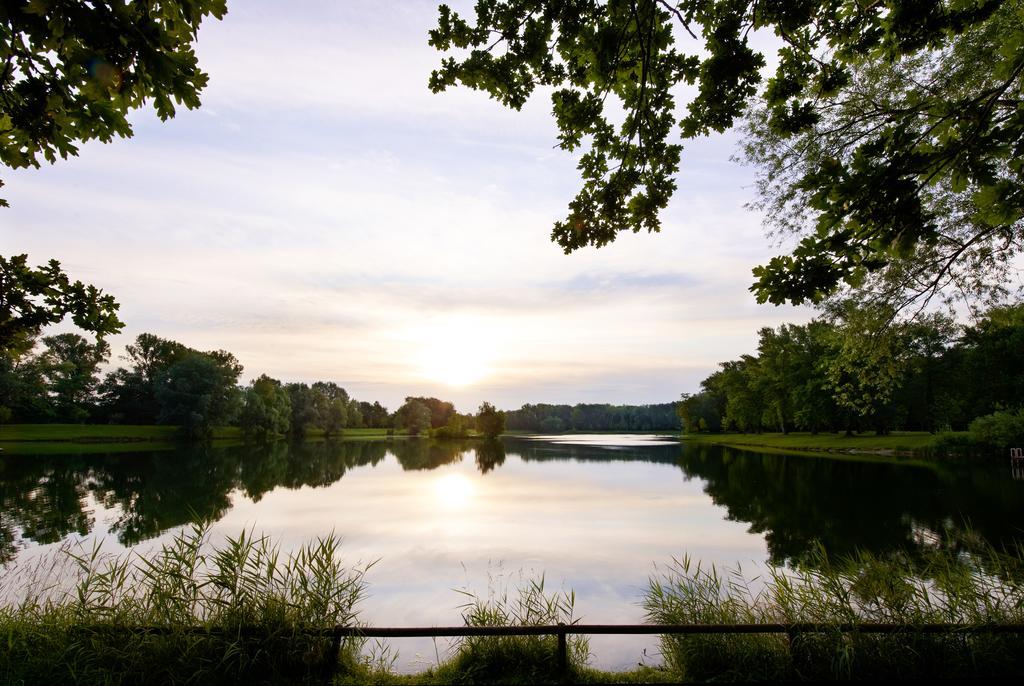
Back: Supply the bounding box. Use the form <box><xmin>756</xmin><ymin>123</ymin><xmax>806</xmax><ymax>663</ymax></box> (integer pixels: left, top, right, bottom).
<box><xmin>425</xmin><ymin>574</ymin><xmax>589</xmax><ymax>684</ymax></box>
<box><xmin>644</xmin><ymin>545</ymin><xmax>1024</xmax><ymax>681</ymax></box>
<box><xmin>0</xmin><ymin>523</ymin><xmax>371</xmax><ymax>685</ymax></box>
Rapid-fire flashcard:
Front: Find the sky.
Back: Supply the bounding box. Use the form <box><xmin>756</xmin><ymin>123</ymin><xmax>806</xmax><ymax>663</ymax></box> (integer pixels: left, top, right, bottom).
<box><xmin>1</xmin><ymin>0</ymin><xmax>812</xmax><ymax>412</ymax></box>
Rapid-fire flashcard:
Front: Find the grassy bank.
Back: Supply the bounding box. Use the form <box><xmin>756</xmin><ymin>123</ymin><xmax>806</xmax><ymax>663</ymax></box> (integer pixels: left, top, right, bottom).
<box><xmin>4</xmin><ymin>529</ymin><xmax>1023</xmax><ymax>684</ymax></box>
<box><xmin>0</xmin><ymin>424</ymin><xmax>408</xmax><ymax>449</ymax></box>
<box><xmin>0</xmin><ymin>423</ymin><xmax>243</xmax><ymax>443</ymax></box>
<box><xmin>680</xmin><ymin>430</ymin><xmax>961</xmax><ymax>455</ymax></box>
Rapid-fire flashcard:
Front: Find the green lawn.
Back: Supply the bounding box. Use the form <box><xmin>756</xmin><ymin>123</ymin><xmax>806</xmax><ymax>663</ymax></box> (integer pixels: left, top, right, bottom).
<box><xmin>681</xmin><ymin>430</ymin><xmax>960</xmax><ymax>454</ymax></box>
<box><xmin>0</xmin><ymin>424</ymin><xmax>405</xmax><ymax>448</ymax></box>
<box><xmin>0</xmin><ymin>424</ymin><xmax>242</xmax><ymax>443</ymax></box>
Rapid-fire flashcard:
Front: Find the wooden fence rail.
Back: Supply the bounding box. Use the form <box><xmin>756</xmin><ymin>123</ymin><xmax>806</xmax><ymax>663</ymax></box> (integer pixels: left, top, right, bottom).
<box><xmin>77</xmin><ymin>622</ymin><xmax>1024</xmax><ymax>680</ymax></box>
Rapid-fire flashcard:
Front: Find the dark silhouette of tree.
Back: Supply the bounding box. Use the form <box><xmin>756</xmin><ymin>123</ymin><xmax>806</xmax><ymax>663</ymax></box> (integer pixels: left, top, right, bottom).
<box><xmin>476</xmin><ymin>401</ymin><xmax>506</xmax><ymax>438</ymax></box>
<box><xmin>0</xmin><ymin>255</ymin><xmax>122</xmax><ymax>354</ymax></box>
<box><xmin>0</xmin><ymin>0</ymin><xmax>227</xmax><ymax>205</ymax></box>
<box><xmin>36</xmin><ymin>333</ymin><xmax>109</xmax><ymax>422</ymax></box>
<box><xmin>430</xmin><ymin>0</ymin><xmax>1020</xmax><ymax>306</ymax></box>
<box><xmin>155</xmin><ymin>351</ymin><xmax>242</xmax><ymax>439</ymax></box>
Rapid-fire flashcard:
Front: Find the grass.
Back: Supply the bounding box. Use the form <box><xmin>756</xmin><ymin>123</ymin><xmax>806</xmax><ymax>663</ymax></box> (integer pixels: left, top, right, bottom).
<box><xmin>0</xmin><ymin>423</ymin><xmax>243</xmax><ymax>443</ymax></box>
<box><xmin>425</xmin><ymin>575</ymin><xmax>588</xmax><ymax>684</ymax></box>
<box><xmin>644</xmin><ymin>545</ymin><xmax>1024</xmax><ymax>681</ymax></box>
<box><xmin>5</xmin><ymin>532</ymin><xmax>1024</xmax><ymax>684</ymax></box>
<box><xmin>681</xmin><ymin>430</ymin><xmax>961</xmax><ymax>455</ymax></box>
<box><xmin>0</xmin><ymin>425</ymin><xmax>404</xmax><ymax>453</ymax></box>
<box><xmin>0</xmin><ymin>524</ymin><xmax>371</xmax><ymax>685</ymax></box>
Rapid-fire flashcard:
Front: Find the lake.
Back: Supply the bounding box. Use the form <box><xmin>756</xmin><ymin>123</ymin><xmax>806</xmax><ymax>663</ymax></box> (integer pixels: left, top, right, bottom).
<box><xmin>2</xmin><ymin>435</ymin><xmax>1022</xmax><ymax>672</ymax></box>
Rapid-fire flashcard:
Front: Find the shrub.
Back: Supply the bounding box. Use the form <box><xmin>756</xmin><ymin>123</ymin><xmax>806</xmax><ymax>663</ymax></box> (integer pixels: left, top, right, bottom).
<box><xmin>968</xmin><ymin>408</ymin><xmax>1024</xmax><ymax>449</ymax></box>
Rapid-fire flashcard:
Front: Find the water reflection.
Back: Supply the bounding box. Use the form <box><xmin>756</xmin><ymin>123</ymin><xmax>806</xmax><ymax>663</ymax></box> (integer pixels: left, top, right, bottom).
<box><xmin>2</xmin><ymin>437</ymin><xmax>1023</xmax><ymax>571</ymax></box>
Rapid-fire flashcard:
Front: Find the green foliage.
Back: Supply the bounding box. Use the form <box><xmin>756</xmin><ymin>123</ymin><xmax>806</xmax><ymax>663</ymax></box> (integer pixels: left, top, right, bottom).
<box><xmin>36</xmin><ymin>333</ymin><xmax>109</xmax><ymax>422</ymax></box>
<box><xmin>476</xmin><ymin>401</ymin><xmax>506</xmax><ymax>438</ymax></box>
<box><xmin>683</xmin><ymin>300</ymin><xmax>1024</xmax><ymax>437</ymax></box>
<box><xmin>645</xmin><ymin>545</ymin><xmax>1024</xmax><ymax>681</ymax></box>
<box><xmin>394</xmin><ymin>398</ymin><xmax>433</xmax><ymax>436</ymax></box>
<box><xmin>0</xmin><ymin>524</ymin><xmax>369</xmax><ymax>685</ymax></box>
<box><xmin>97</xmin><ymin>333</ymin><xmax>194</xmax><ymax>424</ymax></box>
<box><xmin>435</xmin><ymin>413</ymin><xmax>470</xmax><ymax>439</ymax></box>
<box><xmin>968</xmin><ymin>408</ymin><xmax>1024</xmax><ymax>448</ymax></box>
<box><xmin>312</xmin><ymin>381</ymin><xmax>354</xmax><ymax>435</ymax></box>
<box><xmin>744</xmin><ymin>0</ymin><xmax>1024</xmax><ymax>309</ymax></box>
<box><xmin>0</xmin><ymin>254</ymin><xmax>122</xmax><ymax>353</ymax></box>
<box><xmin>506</xmin><ymin>402</ymin><xmax>680</xmax><ymax>432</ymax></box>
<box><xmin>429</xmin><ymin>1</ymin><xmax>1020</xmax><ymax>307</ymax></box>
<box><xmin>433</xmin><ymin>575</ymin><xmax>589</xmax><ymax>684</ymax></box>
<box><xmin>0</xmin><ymin>0</ymin><xmax>227</xmax><ymax>205</ymax></box>
<box><xmin>240</xmin><ymin>374</ymin><xmax>292</xmax><ymax>440</ymax></box>
<box><xmin>405</xmin><ymin>396</ymin><xmax>457</xmax><ymax>429</ymax></box>
<box><xmin>538</xmin><ymin>415</ymin><xmax>564</xmax><ymax>433</ymax></box>
<box><xmin>155</xmin><ymin>351</ymin><xmax>242</xmax><ymax>439</ymax></box>
<box><xmin>358</xmin><ymin>400</ymin><xmax>391</xmax><ymax>429</ymax></box>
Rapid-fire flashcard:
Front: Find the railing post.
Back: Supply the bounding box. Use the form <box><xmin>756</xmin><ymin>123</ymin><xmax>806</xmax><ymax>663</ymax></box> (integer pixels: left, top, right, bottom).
<box><xmin>323</xmin><ymin>629</ymin><xmax>342</xmax><ymax>685</ymax></box>
<box><xmin>556</xmin><ymin>622</ymin><xmax>567</xmax><ymax>677</ymax></box>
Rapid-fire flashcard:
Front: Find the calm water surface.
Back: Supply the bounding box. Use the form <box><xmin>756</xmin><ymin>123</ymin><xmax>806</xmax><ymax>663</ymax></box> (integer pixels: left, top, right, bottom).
<box><xmin>2</xmin><ymin>435</ymin><xmax>1023</xmax><ymax>671</ymax></box>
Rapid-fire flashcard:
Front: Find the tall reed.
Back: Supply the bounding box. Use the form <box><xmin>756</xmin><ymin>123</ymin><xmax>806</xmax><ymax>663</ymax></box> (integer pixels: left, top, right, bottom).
<box><xmin>432</xmin><ymin>574</ymin><xmax>589</xmax><ymax>684</ymax></box>
<box><xmin>644</xmin><ymin>544</ymin><xmax>1024</xmax><ymax>681</ymax></box>
<box><xmin>0</xmin><ymin>523</ymin><xmax>370</xmax><ymax>685</ymax></box>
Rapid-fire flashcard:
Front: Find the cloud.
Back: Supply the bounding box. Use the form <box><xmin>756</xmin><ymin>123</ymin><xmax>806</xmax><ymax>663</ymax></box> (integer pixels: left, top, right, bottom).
<box><xmin>2</xmin><ymin>0</ymin><xmax>815</xmax><ymax>411</ymax></box>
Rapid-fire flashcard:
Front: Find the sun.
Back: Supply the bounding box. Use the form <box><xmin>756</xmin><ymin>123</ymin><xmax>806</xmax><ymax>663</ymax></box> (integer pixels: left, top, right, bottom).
<box><xmin>416</xmin><ymin>316</ymin><xmax>494</xmax><ymax>386</ymax></box>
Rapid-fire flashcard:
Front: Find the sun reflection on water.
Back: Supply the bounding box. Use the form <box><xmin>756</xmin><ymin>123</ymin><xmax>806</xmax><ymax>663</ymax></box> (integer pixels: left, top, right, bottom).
<box><xmin>434</xmin><ymin>473</ymin><xmax>474</xmax><ymax>509</ymax></box>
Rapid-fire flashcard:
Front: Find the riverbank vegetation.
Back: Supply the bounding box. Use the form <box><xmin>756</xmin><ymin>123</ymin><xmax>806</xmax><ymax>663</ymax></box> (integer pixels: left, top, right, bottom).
<box><xmin>645</xmin><ymin>545</ymin><xmax>1024</xmax><ymax>681</ymax></box>
<box><xmin>679</xmin><ymin>303</ymin><xmax>1024</xmax><ymax>451</ymax></box>
<box><xmin>3</xmin><ymin>529</ymin><xmax>1023</xmax><ymax>684</ymax></box>
<box><xmin>681</xmin><ymin>431</ymin><xmax>950</xmax><ymax>455</ymax></box>
<box><xmin>0</xmin><ymin>525</ymin><xmax>369</xmax><ymax>685</ymax></box>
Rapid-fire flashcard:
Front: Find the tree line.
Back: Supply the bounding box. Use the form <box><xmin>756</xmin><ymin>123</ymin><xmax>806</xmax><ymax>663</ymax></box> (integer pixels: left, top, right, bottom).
<box><xmin>679</xmin><ymin>301</ymin><xmax>1024</xmax><ymax>438</ymax></box>
<box><xmin>505</xmin><ymin>402</ymin><xmax>680</xmax><ymax>432</ymax></box>
<box><xmin>0</xmin><ymin>331</ymin><xmax>505</xmax><ymax>439</ymax></box>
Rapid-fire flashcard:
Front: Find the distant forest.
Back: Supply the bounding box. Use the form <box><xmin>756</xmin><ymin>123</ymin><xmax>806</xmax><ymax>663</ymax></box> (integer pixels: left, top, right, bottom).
<box><xmin>505</xmin><ymin>403</ymin><xmax>680</xmax><ymax>432</ymax></box>
<box><xmin>0</xmin><ymin>331</ymin><xmax>680</xmax><ymax>438</ymax></box>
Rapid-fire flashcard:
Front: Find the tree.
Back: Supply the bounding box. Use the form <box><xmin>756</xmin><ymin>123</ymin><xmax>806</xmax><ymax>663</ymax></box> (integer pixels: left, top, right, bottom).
<box><xmin>742</xmin><ymin>0</ymin><xmax>1024</xmax><ymax>311</ymax></box>
<box><xmin>405</xmin><ymin>396</ymin><xmax>457</xmax><ymax>429</ymax></box>
<box><xmin>0</xmin><ymin>0</ymin><xmax>227</xmax><ymax>205</ymax></box>
<box><xmin>430</xmin><ymin>1</ymin><xmax>1020</xmax><ymax>306</ymax></box>
<box><xmin>154</xmin><ymin>351</ymin><xmax>242</xmax><ymax>439</ymax></box>
<box><xmin>820</xmin><ymin>300</ymin><xmax>914</xmax><ymax>433</ymax></box>
<box><xmin>311</xmin><ymin>381</ymin><xmax>352</xmax><ymax>436</ymax></box>
<box><xmin>285</xmin><ymin>383</ymin><xmax>319</xmax><ymax>437</ymax></box>
<box><xmin>239</xmin><ymin>375</ymin><xmax>292</xmax><ymax>440</ymax></box>
<box><xmin>0</xmin><ymin>337</ymin><xmax>47</xmax><ymax>422</ymax></box>
<box><xmin>96</xmin><ymin>333</ymin><xmax>203</xmax><ymax>424</ymax></box>
<box><xmin>0</xmin><ymin>254</ymin><xmax>122</xmax><ymax>353</ymax></box>
<box><xmin>37</xmin><ymin>333</ymin><xmax>109</xmax><ymax>422</ymax></box>
<box><xmin>394</xmin><ymin>399</ymin><xmax>433</xmax><ymax>436</ymax></box>
<box><xmin>358</xmin><ymin>400</ymin><xmax>390</xmax><ymax>428</ymax></box>
<box><xmin>476</xmin><ymin>401</ymin><xmax>506</xmax><ymax>438</ymax></box>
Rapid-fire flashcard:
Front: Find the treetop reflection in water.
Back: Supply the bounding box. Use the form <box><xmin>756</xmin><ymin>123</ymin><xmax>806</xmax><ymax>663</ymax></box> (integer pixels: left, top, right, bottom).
<box><xmin>1</xmin><ymin>437</ymin><xmax>1023</xmax><ymax>572</ymax></box>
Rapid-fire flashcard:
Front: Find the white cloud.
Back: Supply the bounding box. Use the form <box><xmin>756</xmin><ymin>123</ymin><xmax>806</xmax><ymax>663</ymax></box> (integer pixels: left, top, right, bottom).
<box><xmin>1</xmin><ymin>0</ymin><xmax>813</xmax><ymax>411</ymax></box>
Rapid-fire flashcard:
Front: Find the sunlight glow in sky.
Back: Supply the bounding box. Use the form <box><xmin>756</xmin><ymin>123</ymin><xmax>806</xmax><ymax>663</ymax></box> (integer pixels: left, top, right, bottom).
<box><xmin>0</xmin><ymin>0</ymin><xmax>812</xmax><ymax>411</ymax></box>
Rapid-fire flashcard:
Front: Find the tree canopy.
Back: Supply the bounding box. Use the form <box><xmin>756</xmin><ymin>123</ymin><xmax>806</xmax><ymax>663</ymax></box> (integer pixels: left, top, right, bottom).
<box><xmin>0</xmin><ymin>0</ymin><xmax>227</xmax><ymax>205</ymax></box>
<box><xmin>0</xmin><ymin>254</ymin><xmax>122</xmax><ymax>353</ymax></box>
<box><xmin>430</xmin><ymin>0</ymin><xmax>1022</xmax><ymax>307</ymax></box>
